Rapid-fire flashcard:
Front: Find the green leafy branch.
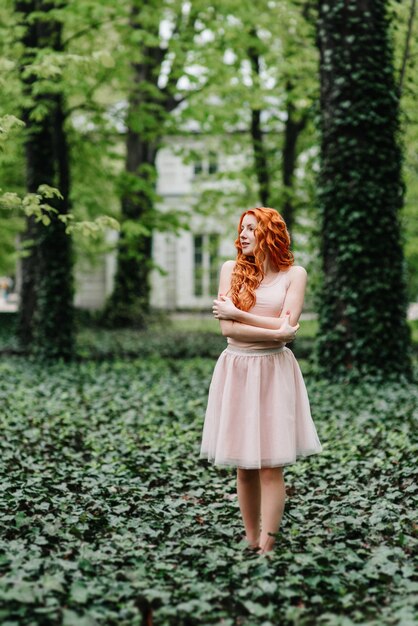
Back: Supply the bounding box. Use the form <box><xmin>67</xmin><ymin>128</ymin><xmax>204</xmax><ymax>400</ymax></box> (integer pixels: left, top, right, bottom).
<box><xmin>0</xmin><ymin>183</ymin><xmax>119</xmax><ymax>236</ymax></box>
<box><xmin>0</xmin><ymin>114</ymin><xmax>25</xmax><ymax>149</ymax></box>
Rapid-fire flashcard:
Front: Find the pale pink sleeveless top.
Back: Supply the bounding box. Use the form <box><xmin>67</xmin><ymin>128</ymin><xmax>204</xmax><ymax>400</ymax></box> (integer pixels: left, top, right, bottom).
<box><xmin>227</xmin><ymin>270</ymin><xmax>290</xmax><ymax>350</ymax></box>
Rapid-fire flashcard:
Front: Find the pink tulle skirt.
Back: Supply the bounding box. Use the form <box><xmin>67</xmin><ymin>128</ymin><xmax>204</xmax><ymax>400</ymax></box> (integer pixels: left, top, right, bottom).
<box><xmin>200</xmin><ymin>345</ymin><xmax>322</xmax><ymax>469</ymax></box>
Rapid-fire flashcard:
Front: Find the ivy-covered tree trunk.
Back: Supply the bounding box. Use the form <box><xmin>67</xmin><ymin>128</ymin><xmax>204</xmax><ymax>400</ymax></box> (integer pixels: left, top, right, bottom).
<box><xmin>104</xmin><ymin>4</ymin><xmax>162</xmax><ymax>327</ymax></box>
<box><xmin>105</xmin><ymin>97</ymin><xmax>159</xmax><ymax>327</ymax></box>
<box><xmin>316</xmin><ymin>0</ymin><xmax>411</xmax><ymax>378</ymax></box>
<box><xmin>16</xmin><ymin>0</ymin><xmax>74</xmax><ymax>359</ymax></box>
<box><xmin>106</xmin><ymin>1</ymin><xmax>185</xmax><ymax>327</ymax></box>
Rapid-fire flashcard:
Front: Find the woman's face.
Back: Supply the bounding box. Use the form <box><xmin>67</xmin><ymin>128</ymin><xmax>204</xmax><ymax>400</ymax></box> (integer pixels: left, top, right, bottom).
<box><xmin>239</xmin><ymin>213</ymin><xmax>258</xmax><ymax>255</ymax></box>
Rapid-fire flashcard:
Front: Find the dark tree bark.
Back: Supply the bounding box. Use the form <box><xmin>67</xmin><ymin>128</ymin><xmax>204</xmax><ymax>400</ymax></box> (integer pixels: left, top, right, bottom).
<box><xmin>247</xmin><ymin>34</ymin><xmax>308</xmax><ymax>236</ymax></box>
<box><xmin>16</xmin><ymin>0</ymin><xmax>74</xmax><ymax>359</ymax></box>
<box><xmin>281</xmin><ymin>82</ymin><xmax>308</xmax><ymax>235</ymax></box>
<box><xmin>250</xmin><ymin>110</ymin><xmax>271</xmax><ymax>207</ymax></box>
<box><xmin>18</xmin><ymin>216</ymin><xmax>38</xmax><ymax>347</ymax></box>
<box><xmin>316</xmin><ymin>0</ymin><xmax>411</xmax><ymax>378</ymax></box>
<box><xmin>248</xmin><ymin>31</ymin><xmax>271</xmax><ymax>207</ymax></box>
<box><xmin>105</xmin><ymin>54</ymin><xmax>160</xmax><ymax>327</ymax></box>
<box><xmin>105</xmin><ymin>1</ymin><xmax>186</xmax><ymax>327</ymax></box>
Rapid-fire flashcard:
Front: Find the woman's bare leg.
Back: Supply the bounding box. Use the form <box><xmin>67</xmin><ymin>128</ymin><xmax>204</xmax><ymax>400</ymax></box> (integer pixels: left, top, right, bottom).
<box><xmin>236</xmin><ymin>468</ymin><xmax>261</xmax><ymax>547</ymax></box>
<box><xmin>258</xmin><ymin>467</ymin><xmax>286</xmax><ymax>553</ymax></box>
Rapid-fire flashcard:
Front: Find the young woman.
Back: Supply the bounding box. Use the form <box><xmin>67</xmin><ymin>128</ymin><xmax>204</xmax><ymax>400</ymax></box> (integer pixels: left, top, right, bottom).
<box><xmin>199</xmin><ymin>207</ymin><xmax>322</xmax><ymax>555</ymax></box>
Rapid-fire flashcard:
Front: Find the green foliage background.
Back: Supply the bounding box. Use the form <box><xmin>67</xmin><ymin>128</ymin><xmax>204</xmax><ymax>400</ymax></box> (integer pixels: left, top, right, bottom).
<box><xmin>0</xmin><ymin>0</ymin><xmax>416</xmax><ymax>300</ymax></box>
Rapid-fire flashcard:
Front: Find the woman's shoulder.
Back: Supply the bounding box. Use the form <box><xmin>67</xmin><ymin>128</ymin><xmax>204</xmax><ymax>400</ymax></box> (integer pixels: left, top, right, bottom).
<box><xmin>221</xmin><ymin>260</ymin><xmax>236</xmax><ymax>274</ymax></box>
<box><xmin>288</xmin><ymin>265</ymin><xmax>307</xmax><ymax>277</ymax></box>
<box><xmin>284</xmin><ymin>265</ymin><xmax>307</xmax><ymax>283</ymax></box>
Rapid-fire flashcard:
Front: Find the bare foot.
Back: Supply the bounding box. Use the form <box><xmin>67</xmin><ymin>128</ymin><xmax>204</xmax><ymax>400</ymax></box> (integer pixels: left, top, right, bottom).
<box><xmin>243</xmin><ymin>535</ymin><xmax>260</xmax><ymax>550</ymax></box>
<box><xmin>256</xmin><ymin>536</ymin><xmax>276</xmax><ymax>556</ymax></box>
<box><xmin>256</xmin><ymin>547</ymin><xmax>274</xmax><ymax>558</ymax></box>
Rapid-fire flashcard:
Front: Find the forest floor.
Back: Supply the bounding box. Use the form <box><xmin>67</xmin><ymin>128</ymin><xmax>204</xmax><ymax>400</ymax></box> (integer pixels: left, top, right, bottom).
<box><xmin>0</xmin><ymin>319</ymin><xmax>417</xmax><ymax>626</ymax></box>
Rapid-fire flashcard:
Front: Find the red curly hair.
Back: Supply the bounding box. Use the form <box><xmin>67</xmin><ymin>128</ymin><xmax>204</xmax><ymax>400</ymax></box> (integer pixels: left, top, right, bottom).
<box><xmin>229</xmin><ymin>207</ymin><xmax>294</xmax><ymax>311</ymax></box>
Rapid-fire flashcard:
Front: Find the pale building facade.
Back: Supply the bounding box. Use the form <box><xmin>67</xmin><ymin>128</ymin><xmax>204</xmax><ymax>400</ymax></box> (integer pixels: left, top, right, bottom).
<box><xmin>74</xmin><ymin>137</ymin><xmax>242</xmax><ymax>311</ymax></box>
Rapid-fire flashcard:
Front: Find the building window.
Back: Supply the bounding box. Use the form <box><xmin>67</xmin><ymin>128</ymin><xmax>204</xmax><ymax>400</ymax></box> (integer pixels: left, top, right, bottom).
<box><xmin>193</xmin><ymin>153</ymin><xmax>219</xmax><ymax>178</ymax></box>
<box><xmin>208</xmin><ymin>152</ymin><xmax>218</xmax><ymax>175</ymax></box>
<box><xmin>193</xmin><ymin>160</ymin><xmax>203</xmax><ymax>176</ymax></box>
<box><xmin>193</xmin><ymin>233</ymin><xmax>220</xmax><ymax>297</ymax></box>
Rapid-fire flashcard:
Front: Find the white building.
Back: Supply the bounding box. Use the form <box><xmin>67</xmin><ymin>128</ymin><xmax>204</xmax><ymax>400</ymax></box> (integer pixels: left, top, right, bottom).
<box><xmin>74</xmin><ymin>136</ymin><xmax>244</xmax><ymax>311</ymax></box>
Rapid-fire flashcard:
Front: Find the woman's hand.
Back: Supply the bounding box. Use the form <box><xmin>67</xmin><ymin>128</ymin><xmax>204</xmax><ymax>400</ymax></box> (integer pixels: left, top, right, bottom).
<box><xmin>275</xmin><ymin>312</ymin><xmax>299</xmax><ymax>343</ymax></box>
<box><xmin>212</xmin><ymin>295</ymin><xmax>239</xmax><ymax>320</ymax></box>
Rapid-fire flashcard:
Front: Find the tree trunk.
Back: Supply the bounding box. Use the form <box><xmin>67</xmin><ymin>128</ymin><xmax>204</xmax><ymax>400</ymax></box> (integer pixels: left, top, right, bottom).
<box><xmin>105</xmin><ymin>2</ymin><xmax>177</xmax><ymax>327</ymax></box>
<box><xmin>18</xmin><ymin>216</ymin><xmax>38</xmax><ymax>347</ymax></box>
<box><xmin>16</xmin><ymin>0</ymin><xmax>74</xmax><ymax>359</ymax></box>
<box><xmin>248</xmin><ymin>31</ymin><xmax>271</xmax><ymax>207</ymax></box>
<box><xmin>316</xmin><ymin>0</ymin><xmax>411</xmax><ymax>378</ymax></box>
<box><xmin>105</xmin><ymin>120</ymin><xmax>158</xmax><ymax>327</ymax></box>
<box><xmin>281</xmin><ymin>82</ymin><xmax>307</xmax><ymax>235</ymax></box>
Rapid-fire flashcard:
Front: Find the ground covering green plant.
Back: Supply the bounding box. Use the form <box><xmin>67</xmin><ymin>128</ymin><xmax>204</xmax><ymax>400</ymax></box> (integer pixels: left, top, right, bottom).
<box><xmin>0</xmin><ymin>350</ymin><xmax>417</xmax><ymax>626</ymax></box>
<box><xmin>0</xmin><ymin>314</ymin><xmax>317</xmax><ymax>361</ymax></box>
<box><xmin>1</xmin><ymin>314</ymin><xmax>418</xmax><ymax>374</ymax></box>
